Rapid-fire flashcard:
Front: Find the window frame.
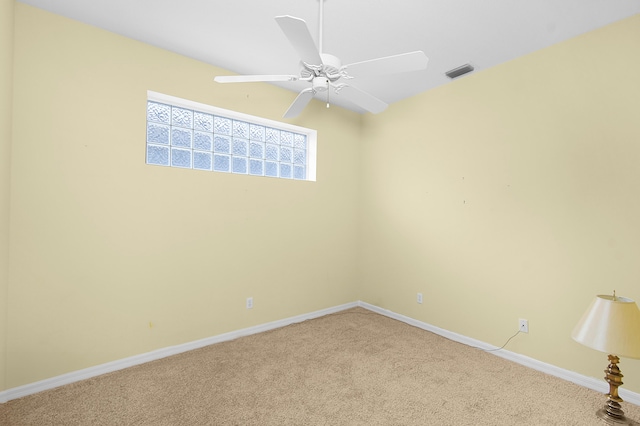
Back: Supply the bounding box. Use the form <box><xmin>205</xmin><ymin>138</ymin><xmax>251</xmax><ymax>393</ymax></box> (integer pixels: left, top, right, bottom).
<box><xmin>146</xmin><ymin>91</ymin><xmax>317</xmax><ymax>182</ymax></box>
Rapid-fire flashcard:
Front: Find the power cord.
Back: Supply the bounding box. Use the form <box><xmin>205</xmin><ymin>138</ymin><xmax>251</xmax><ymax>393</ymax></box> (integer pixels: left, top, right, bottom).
<box><xmin>476</xmin><ymin>329</ymin><xmax>522</xmax><ymax>352</ymax></box>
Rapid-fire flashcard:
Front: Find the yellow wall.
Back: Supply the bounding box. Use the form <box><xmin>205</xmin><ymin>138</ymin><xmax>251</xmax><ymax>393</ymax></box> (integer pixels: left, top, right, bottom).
<box><xmin>7</xmin><ymin>3</ymin><xmax>361</xmax><ymax>389</ymax></box>
<box><xmin>359</xmin><ymin>14</ymin><xmax>640</xmax><ymax>392</ymax></box>
<box><xmin>0</xmin><ymin>0</ymin><xmax>15</xmax><ymax>392</ymax></box>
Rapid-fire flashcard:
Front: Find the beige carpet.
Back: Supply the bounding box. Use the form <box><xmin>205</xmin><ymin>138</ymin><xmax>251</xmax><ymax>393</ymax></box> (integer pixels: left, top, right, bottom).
<box><xmin>2</xmin><ymin>307</ymin><xmax>639</xmax><ymax>425</ymax></box>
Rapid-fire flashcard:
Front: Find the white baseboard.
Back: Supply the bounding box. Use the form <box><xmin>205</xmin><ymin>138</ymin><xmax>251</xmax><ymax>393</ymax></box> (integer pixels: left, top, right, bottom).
<box><xmin>2</xmin><ymin>300</ymin><xmax>638</xmax><ymax>407</ymax></box>
<box><xmin>357</xmin><ymin>301</ymin><xmax>640</xmax><ymax>406</ymax></box>
<box><xmin>0</xmin><ymin>302</ymin><xmax>358</xmax><ymax>403</ymax></box>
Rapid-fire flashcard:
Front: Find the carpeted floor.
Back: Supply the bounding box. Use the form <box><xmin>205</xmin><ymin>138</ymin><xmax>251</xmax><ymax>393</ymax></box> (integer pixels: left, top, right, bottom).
<box><xmin>1</xmin><ymin>307</ymin><xmax>639</xmax><ymax>425</ymax></box>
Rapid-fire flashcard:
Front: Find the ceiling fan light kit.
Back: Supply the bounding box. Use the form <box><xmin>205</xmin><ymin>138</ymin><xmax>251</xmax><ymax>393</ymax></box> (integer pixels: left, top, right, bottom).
<box><xmin>214</xmin><ymin>0</ymin><xmax>429</xmax><ymax>118</ymax></box>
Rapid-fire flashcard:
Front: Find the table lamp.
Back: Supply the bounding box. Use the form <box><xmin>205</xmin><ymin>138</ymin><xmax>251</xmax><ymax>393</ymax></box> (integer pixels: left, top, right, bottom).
<box><xmin>572</xmin><ymin>292</ymin><xmax>640</xmax><ymax>425</ymax></box>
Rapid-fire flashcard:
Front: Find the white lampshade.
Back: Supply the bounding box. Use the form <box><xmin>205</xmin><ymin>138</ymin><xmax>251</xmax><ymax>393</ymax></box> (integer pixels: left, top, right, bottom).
<box><xmin>572</xmin><ymin>294</ymin><xmax>640</xmax><ymax>359</ymax></box>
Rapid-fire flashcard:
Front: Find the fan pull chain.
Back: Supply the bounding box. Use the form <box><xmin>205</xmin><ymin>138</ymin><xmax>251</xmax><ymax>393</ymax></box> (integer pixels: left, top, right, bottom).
<box><xmin>326</xmin><ymin>81</ymin><xmax>330</xmax><ymax>108</ymax></box>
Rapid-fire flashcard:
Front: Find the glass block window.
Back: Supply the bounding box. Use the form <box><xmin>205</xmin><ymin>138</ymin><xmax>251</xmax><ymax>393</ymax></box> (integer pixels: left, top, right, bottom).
<box><xmin>146</xmin><ymin>91</ymin><xmax>317</xmax><ymax>181</ymax></box>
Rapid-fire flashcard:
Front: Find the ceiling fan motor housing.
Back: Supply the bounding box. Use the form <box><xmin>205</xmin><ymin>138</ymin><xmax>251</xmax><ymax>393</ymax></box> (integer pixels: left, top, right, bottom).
<box><xmin>320</xmin><ymin>54</ymin><xmax>342</xmax><ymax>80</ymax></box>
<box><xmin>302</xmin><ymin>53</ymin><xmax>342</xmax><ymax>81</ymax></box>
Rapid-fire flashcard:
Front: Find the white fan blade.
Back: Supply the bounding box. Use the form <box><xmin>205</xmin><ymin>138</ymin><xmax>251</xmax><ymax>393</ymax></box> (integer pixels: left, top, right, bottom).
<box><xmin>215</xmin><ymin>75</ymin><xmax>299</xmax><ymax>83</ymax></box>
<box><xmin>283</xmin><ymin>88</ymin><xmax>315</xmax><ymax>118</ymax></box>
<box><xmin>275</xmin><ymin>15</ymin><xmax>322</xmax><ymax>66</ymax></box>
<box><xmin>343</xmin><ymin>51</ymin><xmax>428</xmax><ymax>77</ymax></box>
<box><xmin>337</xmin><ymin>85</ymin><xmax>388</xmax><ymax>114</ymax></box>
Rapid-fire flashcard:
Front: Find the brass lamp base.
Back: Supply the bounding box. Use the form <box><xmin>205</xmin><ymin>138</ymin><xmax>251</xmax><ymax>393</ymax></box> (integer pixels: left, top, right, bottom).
<box><xmin>596</xmin><ymin>408</ymin><xmax>639</xmax><ymax>425</ymax></box>
<box><xmin>596</xmin><ymin>355</ymin><xmax>639</xmax><ymax>425</ymax></box>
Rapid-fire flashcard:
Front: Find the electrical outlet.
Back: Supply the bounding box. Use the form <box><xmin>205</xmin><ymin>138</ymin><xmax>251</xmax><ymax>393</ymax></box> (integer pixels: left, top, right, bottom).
<box><xmin>417</xmin><ymin>293</ymin><xmax>423</xmax><ymax>304</ymax></box>
<box><xmin>519</xmin><ymin>319</ymin><xmax>529</xmax><ymax>333</ymax></box>
<box><xmin>246</xmin><ymin>297</ymin><xmax>253</xmax><ymax>309</ymax></box>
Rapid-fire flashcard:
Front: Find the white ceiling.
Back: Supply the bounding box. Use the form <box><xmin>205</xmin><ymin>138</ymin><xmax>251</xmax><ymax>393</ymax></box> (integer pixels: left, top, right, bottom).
<box><xmin>18</xmin><ymin>0</ymin><xmax>640</xmax><ymax>114</ymax></box>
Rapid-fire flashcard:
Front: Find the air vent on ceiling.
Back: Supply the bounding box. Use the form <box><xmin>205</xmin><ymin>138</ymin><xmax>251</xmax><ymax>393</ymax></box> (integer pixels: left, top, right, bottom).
<box><xmin>445</xmin><ymin>64</ymin><xmax>474</xmax><ymax>79</ymax></box>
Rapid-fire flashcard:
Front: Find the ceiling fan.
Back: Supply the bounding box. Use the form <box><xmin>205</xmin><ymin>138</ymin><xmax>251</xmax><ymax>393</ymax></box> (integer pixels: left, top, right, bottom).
<box><xmin>214</xmin><ymin>0</ymin><xmax>429</xmax><ymax>118</ymax></box>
